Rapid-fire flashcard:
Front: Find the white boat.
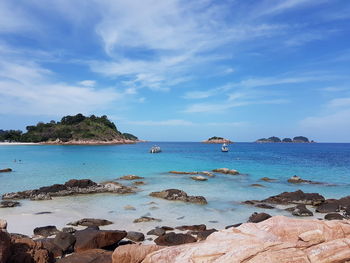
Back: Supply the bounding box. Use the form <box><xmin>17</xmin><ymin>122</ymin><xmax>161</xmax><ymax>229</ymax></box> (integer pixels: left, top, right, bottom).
<box><xmin>150</xmin><ymin>145</ymin><xmax>161</xmax><ymax>153</ymax></box>
<box><xmin>221</xmin><ymin>143</ymin><xmax>229</xmax><ymax>152</ymax></box>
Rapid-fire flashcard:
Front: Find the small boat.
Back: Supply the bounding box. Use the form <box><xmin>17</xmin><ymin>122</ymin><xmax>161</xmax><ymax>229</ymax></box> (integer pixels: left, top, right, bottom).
<box><xmin>221</xmin><ymin>143</ymin><xmax>229</xmax><ymax>152</ymax></box>
<box><xmin>150</xmin><ymin>145</ymin><xmax>162</xmax><ymax>153</ymax></box>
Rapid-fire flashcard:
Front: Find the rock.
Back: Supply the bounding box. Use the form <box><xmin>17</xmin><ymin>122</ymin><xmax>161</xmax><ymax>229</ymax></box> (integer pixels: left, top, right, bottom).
<box><xmin>9</xmin><ymin>236</ymin><xmax>54</xmax><ymax>263</ymax></box>
<box><xmin>37</xmin><ymin>184</ymin><xmax>67</xmax><ymax>193</ymax></box>
<box><xmin>0</xmin><ymin>168</ymin><xmax>12</xmax><ymax>173</ymax></box>
<box><xmin>0</xmin><ymin>200</ymin><xmax>20</xmax><ymax>208</ymax></box>
<box><xmin>133</xmin><ymin>216</ymin><xmax>161</xmax><ymax>223</ymax></box>
<box><xmin>53</xmin><ymin>232</ymin><xmax>76</xmax><ymax>252</ymax></box>
<box><xmin>287</xmin><ymin>175</ymin><xmax>322</xmax><ymax>185</ymax></box>
<box><xmin>250</xmin><ymin>184</ymin><xmax>265</xmax><ymax>187</ymax></box>
<box><xmin>324</xmin><ymin>213</ymin><xmax>345</xmax><ymax>220</ymax></box>
<box><xmin>248</xmin><ymin>212</ymin><xmax>271</xmax><ymax>223</ymax></box>
<box><xmin>255</xmin><ymin>203</ymin><xmax>274</xmax><ymax>209</ymax></box>
<box><xmin>68</xmin><ymin>218</ymin><xmax>113</xmax><ymax>227</ymax></box>
<box><xmin>124</xmin><ymin>205</ymin><xmax>136</xmax><ymax>210</ymax></box>
<box><xmin>161</xmin><ymin>226</ymin><xmax>174</xmax><ymax>231</ymax></box>
<box><xmin>203</xmin><ymin>137</ymin><xmax>232</xmax><ymax>144</ymax></box>
<box><xmin>154</xmin><ymin>232</ymin><xmax>197</xmax><ymax>246</ymax></box>
<box><xmin>169</xmin><ymin>171</ymin><xmax>198</xmax><ymax>175</ymax></box>
<box><xmin>291</xmin><ymin>204</ymin><xmax>313</xmax><ymax>216</ymax></box>
<box><xmin>35</xmin><ymin>211</ymin><xmax>53</xmax><ymax>215</ymax></box>
<box><xmin>64</xmin><ymin>179</ymin><xmax>97</xmax><ymax>188</ymax></box>
<box><xmin>316</xmin><ymin>196</ymin><xmax>350</xmax><ymax>213</ymax></box>
<box><xmin>0</xmin><ymin>230</ymin><xmax>11</xmax><ymax>263</ymax></box>
<box><xmin>41</xmin><ymin>238</ymin><xmax>63</xmax><ymax>258</ymax></box>
<box><xmin>112</xmin><ymin>244</ymin><xmax>162</xmax><ymax>263</ymax></box>
<box><xmin>190</xmin><ymin>175</ymin><xmax>208</xmax><ymax>181</ymax></box>
<box><xmin>119</xmin><ymin>175</ymin><xmax>144</xmax><ymax>180</ymax></box>
<box><xmin>149</xmin><ymin>189</ymin><xmax>207</xmax><ymax>205</ymax></box>
<box><xmin>74</xmin><ymin>228</ymin><xmax>127</xmax><ymax>252</ymax></box>
<box><xmin>147</xmin><ymin>228</ymin><xmax>165</xmax><ymax>236</ymax></box>
<box><xmin>260</xmin><ymin>177</ymin><xmax>276</xmax><ymax>182</ymax></box>
<box><xmin>175</xmin><ymin>224</ymin><xmax>206</xmax><ymax>232</ymax></box>
<box><xmin>61</xmin><ymin>227</ymin><xmax>76</xmax><ymax>234</ymax></box>
<box><xmin>200</xmin><ymin>171</ymin><xmax>215</xmax><ymax>177</ymax></box>
<box><xmin>196</xmin><ymin>229</ymin><xmax>217</xmax><ymax>241</ymax></box>
<box><xmin>133</xmin><ymin>181</ymin><xmax>145</xmax><ymax>185</ymax></box>
<box><xmin>30</xmin><ymin>193</ymin><xmax>52</xmax><ymax>200</ymax></box>
<box><xmin>142</xmin><ymin>216</ymin><xmax>350</xmax><ymax>262</ymax></box>
<box><xmin>33</xmin><ymin>226</ymin><xmax>59</xmax><ymax>237</ymax></box>
<box><xmin>126</xmin><ymin>231</ymin><xmax>145</xmax><ymax>242</ymax></box>
<box><xmin>0</xmin><ymin>219</ymin><xmax>7</xmax><ymax>230</ymax></box>
<box><xmin>56</xmin><ymin>249</ymin><xmax>112</xmax><ymax>263</ymax></box>
<box><xmin>212</xmin><ymin>168</ymin><xmax>239</xmax><ymax>175</ymax></box>
<box><xmin>262</xmin><ymin>190</ymin><xmax>325</xmax><ymax>205</ymax></box>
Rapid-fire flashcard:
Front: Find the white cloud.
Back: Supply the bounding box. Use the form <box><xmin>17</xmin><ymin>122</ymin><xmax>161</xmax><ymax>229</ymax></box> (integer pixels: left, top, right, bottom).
<box><xmin>328</xmin><ymin>97</ymin><xmax>350</xmax><ymax>108</ymax></box>
<box><xmin>79</xmin><ymin>80</ymin><xmax>96</xmax><ymax>87</ymax></box>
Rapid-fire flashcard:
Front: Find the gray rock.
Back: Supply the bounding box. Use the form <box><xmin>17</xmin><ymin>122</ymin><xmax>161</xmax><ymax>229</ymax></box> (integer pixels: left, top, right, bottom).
<box><xmin>126</xmin><ymin>231</ymin><xmax>145</xmax><ymax>242</ymax></box>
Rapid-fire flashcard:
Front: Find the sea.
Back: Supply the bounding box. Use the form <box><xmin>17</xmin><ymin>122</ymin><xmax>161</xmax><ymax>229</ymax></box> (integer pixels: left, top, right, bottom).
<box><xmin>0</xmin><ymin>142</ymin><xmax>350</xmax><ymax>235</ymax></box>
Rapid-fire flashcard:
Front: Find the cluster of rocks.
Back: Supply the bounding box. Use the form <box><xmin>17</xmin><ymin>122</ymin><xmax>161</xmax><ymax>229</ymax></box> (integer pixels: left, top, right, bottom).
<box><xmin>243</xmin><ymin>189</ymin><xmax>350</xmax><ymax>220</ymax></box>
<box><xmin>1</xmin><ymin>179</ymin><xmax>137</xmax><ymax>202</ymax></box>
<box><xmin>168</xmin><ymin>168</ymin><xmax>240</xmax><ymax>182</ymax></box>
<box><xmin>149</xmin><ymin>189</ymin><xmax>207</xmax><ymax>205</ymax></box>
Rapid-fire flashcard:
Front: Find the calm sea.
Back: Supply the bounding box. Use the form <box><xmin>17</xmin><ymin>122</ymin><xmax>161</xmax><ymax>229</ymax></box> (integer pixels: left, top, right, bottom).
<box><xmin>0</xmin><ymin>142</ymin><xmax>350</xmax><ymax>234</ymax></box>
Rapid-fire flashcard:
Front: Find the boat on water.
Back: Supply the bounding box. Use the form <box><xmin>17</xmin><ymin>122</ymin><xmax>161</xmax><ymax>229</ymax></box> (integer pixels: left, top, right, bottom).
<box><xmin>150</xmin><ymin>145</ymin><xmax>162</xmax><ymax>153</ymax></box>
<box><xmin>221</xmin><ymin>143</ymin><xmax>229</xmax><ymax>152</ymax></box>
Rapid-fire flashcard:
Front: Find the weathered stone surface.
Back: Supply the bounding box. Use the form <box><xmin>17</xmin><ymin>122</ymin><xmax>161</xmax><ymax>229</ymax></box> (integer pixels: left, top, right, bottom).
<box><xmin>34</xmin><ymin>225</ymin><xmax>59</xmax><ymax>237</ymax></box>
<box><xmin>147</xmin><ymin>228</ymin><xmax>165</xmax><ymax>236</ymax></box>
<box><xmin>0</xmin><ymin>168</ymin><xmax>12</xmax><ymax>173</ymax></box>
<box><xmin>68</xmin><ymin>218</ymin><xmax>113</xmax><ymax>227</ymax></box>
<box><xmin>262</xmin><ymin>189</ymin><xmax>325</xmax><ymax>205</ymax></box>
<box><xmin>74</xmin><ymin>228</ymin><xmax>127</xmax><ymax>252</ymax></box>
<box><xmin>133</xmin><ymin>181</ymin><xmax>146</xmax><ymax>185</ymax></box>
<box><xmin>316</xmin><ymin>196</ymin><xmax>350</xmax><ymax>213</ymax></box>
<box><xmin>175</xmin><ymin>224</ymin><xmax>206</xmax><ymax>232</ymax></box>
<box><xmin>133</xmin><ymin>216</ymin><xmax>161</xmax><ymax>223</ymax></box>
<box><xmin>64</xmin><ymin>179</ymin><xmax>97</xmax><ymax>188</ymax></box>
<box><xmin>287</xmin><ymin>175</ymin><xmax>323</xmax><ymax>185</ymax></box>
<box><xmin>119</xmin><ymin>175</ymin><xmax>144</xmax><ymax>180</ymax></box>
<box><xmin>260</xmin><ymin>177</ymin><xmax>276</xmax><ymax>182</ymax></box>
<box><xmin>154</xmin><ymin>232</ymin><xmax>197</xmax><ymax>246</ymax></box>
<box><xmin>41</xmin><ymin>238</ymin><xmax>63</xmax><ymax>258</ymax></box>
<box><xmin>212</xmin><ymin>168</ymin><xmax>239</xmax><ymax>175</ymax></box>
<box><xmin>112</xmin><ymin>244</ymin><xmax>162</xmax><ymax>263</ymax></box>
<box><xmin>57</xmin><ymin>249</ymin><xmax>112</xmax><ymax>263</ymax></box>
<box><xmin>0</xmin><ymin>200</ymin><xmax>20</xmax><ymax>208</ymax></box>
<box><xmin>248</xmin><ymin>212</ymin><xmax>271</xmax><ymax>223</ymax></box>
<box><xmin>190</xmin><ymin>175</ymin><xmax>208</xmax><ymax>181</ymax></box>
<box><xmin>62</xmin><ymin>227</ymin><xmax>76</xmax><ymax>234</ymax></box>
<box><xmin>142</xmin><ymin>216</ymin><xmax>350</xmax><ymax>263</ymax></box>
<box><xmin>126</xmin><ymin>231</ymin><xmax>145</xmax><ymax>242</ymax></box>
<box><xmin>291</xmin><ymin>204</ymin><xmax>313</xmax><ymax>217</ymax></box>
<box><xmin>255</xmin><ymin>203</ymin><xmax>274</xmax><ymax>209</ymax></box>
<box><xmin>0</xmin><ymin>219</ymin><xmax>7</xmax><ymax>230</ymax></box>
<box><xmin>324</xmin><ymin>213</ymin><xmax>345</xmax><ymax>220</ymax></box>
<box><xmin>53</xmin><ymin>232</ymin><xmax>76</xmax><ymax>252</ymax></box>
<box><xmin>0</xmin><ymin>230</ymin><xmax>11</xmax><ymax>263</ymax></box>
<box><xmin>200</xmin><ymin>171</ymin><xmax>215</xmax><ymax>177</ymax></box>
<box><xmin>195</xmin><ymin>229</ymin><xmax>218</xmax><ymax>241</ymax></box>
<box><xmin>149</xmin><ymin>189</ymin><xmax>207</xmax><ymax>205</ymax></box>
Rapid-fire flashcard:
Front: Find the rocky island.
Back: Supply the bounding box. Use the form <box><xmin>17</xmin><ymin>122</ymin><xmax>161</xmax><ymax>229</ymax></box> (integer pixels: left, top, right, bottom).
<box><xmin>256</xmin><ymin>136</ymin><xmax>313</xmax><ymax>143</ymax></box>
<box><xmin>202</xmin><ymin>136</ymin><xmax>233</xmax><ymax>144</ymax></box>
<box><xmin>0</xmin><ymin>114</ymin><xmax>139</xmax><ymax>145</ymax></box>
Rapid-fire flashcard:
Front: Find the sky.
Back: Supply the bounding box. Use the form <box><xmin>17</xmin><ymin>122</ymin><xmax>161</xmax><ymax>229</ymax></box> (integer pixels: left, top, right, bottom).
<box><xmin>0</xmin><ymin>0</ymin><xmax>350</xmax><ymax>142</ymax></box>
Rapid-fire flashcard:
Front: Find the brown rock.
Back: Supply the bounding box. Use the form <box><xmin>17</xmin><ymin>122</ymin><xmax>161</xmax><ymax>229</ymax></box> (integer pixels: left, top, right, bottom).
<box><xmin>57</xmin><ymin>249</ymin><xmax>112</xmax><ymax>263</ymax></box>
<box><xmin>248</xmin><ymin>212</ymin><xmax>271</xmax><ymax>223</ymax></box>
<box><xmin>0</xmin><ymin>168</ymin><xmax>12</xmax><ymax>173</ymax></box>
<box><xmin>175</xmin><ymin>224</ymin><xmax>206</xmax><ymax>232</ymax></box>
<box><xmin>112</xmin><ymin>244</ymin><xmax>162</xmax><ymax>263</ymax></box>
<box><xmin>133</xmin><ymin>216</ymin><xmax>161</xmax><ymax>223</ymax></box>
<box><xmin>169</xmin><ymin>171</ymin><xmax>198</xmax><ymax>175</ymax></box>
<box><xmin>154</xmin><ymin>232</ymin><xmax>197</xmax><ymax>246</ymax></box>
<box><xmin>53</xmin><ymin>232</ymin><xmax>76</xmax><ymax>252</ymax></box>
<box><xmin>126</xmin><ymin>231</ymin><xmax>145</xmax><ymax>242</ymax></box>
<box><xmin>260</xmin><ymin>177</ymin><xmax>276</xmax><ymax>182</ymax></box>
<box><xmin>196</xmin><ymin>229</ymin><xmax>218</xmax><ymax>241</ymax></box>
<box><xmin>190</xmin><ymin>176</ymin><xmax>208</xmax><ymax>181</ymax></box>
<box><xmin>64</xmin><ymin>179</ymin><xmax>97</xmax><ymax>188</ymax></box>
<box><xmin>0</xmin><ymin>200</ymin><xmax>20</xmax><ymax>208</ymax></box>
<box><xmin>291</xmin><ymin>204</ymin><xmax>313</xmax><ymax>217</ymax></box>
<box><xmin>250</xmin><ymin>184</ymin><xmax>265</xmax><ymax>187</ymax></box>
<box><xmin>149</xmin><ymin>189</ymin><xmax>207</xmax><ymax>205</ymax></box>
<box><xmin>0</xmin><ymin>230</ymin><xmax>11</xmax><ymax>263</ymax></box>
<box><xmin>33</xmin><ymin>226</ymin><xmax>59</xmax><ymax>237</ymax></box>
<box><xmin>147</xmin><ymin>228</ymin><xmax>165</xmax><ymax>236</ymax></box>
<box><xmin>74</xmin><ymin>228</ymin><xmax>127</xmax><ymax>252</ymax></box>
<box><xmin>262</xmin><ymin>189</ymin><xmax>325</xmax><ymax>205</ymax></box>
<box><xmin>324</xmin><ymin>213</ymin><xmax>345</xmax><ymax>220</ymax></box>
<box><xmin>212</xmin><ymin>168</ymin><xmax>239</xmax><ymax>175</ymax></box>
<box><xmin>68</xmin><ymin>218</ymin><xmax>113</xmax><ymax>227</ymax></box>
<box><xmin>119</xmin><ymin>175</ymin><xmax>144</xmax><ymax>180</ymax></box>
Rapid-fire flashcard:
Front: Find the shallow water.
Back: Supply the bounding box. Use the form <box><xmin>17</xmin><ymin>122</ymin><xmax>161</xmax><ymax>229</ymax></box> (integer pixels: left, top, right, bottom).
<box><xmin>0</xmin><ymin>142</ymin><xmax>350</xmax><ymax>235</ymax></box>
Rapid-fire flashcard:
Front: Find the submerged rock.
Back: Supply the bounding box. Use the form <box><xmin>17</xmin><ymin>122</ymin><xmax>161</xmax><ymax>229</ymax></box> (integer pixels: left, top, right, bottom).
<box><xmin>133</xmin><ymin>216</ymin><xmax>161</xmax><ymax>223</ymax></box>
<box><xmin>190</xmin><ymin>176</ymin><xmax>208</xmax><ymax>181</ymax></box>
<box><xmin>212</xmin><ymin>168</ymin><xmax>239</xmax><ymax>175</ymax></box>
<box><xmin>260</xmin><ymin>177</ymin><xmax>276</xmax><ymax>182</ymax></box>
<box><xmin>119</xmin><ymin>175</ymin><xmax>144</xmax><ymax>180</ymax></box>
<box><xmin>250</xmin><ymin>184</ymin><xmax>265</xmax><ymax>188</ymax></box>
<box><xmin>287</xmin><ymin>175</ymin><xmax>323</xmax><ymax>185</ymax></box>
<box><xmin>169</xmin><ymin>171</ymin><xmax>198</xmax><ymax>175</ymax></box>
<box><xmin>124</xmin><ymin>205</ymin><xmax>136</xmax><ymax>210</ymax></box>
<box><xmin>149</xmin><ymin>189</ymin><xmax>207</xmax><ymax>205</ymax></box>
<box><xmin>0</xmin><ymin>168</ymin><xmax>12</xmax><ymax>173</ymax></box>
<box><xmin>68</xmin><ymin>218</ymin><xmax>113</xmax><ymax>227</ymax></box>
<box><xmin>154</xmin><ymin>232</ymin><xmax>197</xmax><ymax>246</ymax></box>
<box><xmin>0</xmin><ymin>200</ymin><xmax>20</xmax><ymax>208</ymax></box>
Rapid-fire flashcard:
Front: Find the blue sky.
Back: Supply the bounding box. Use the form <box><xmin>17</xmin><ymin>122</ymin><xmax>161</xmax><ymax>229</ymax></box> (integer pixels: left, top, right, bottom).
<box><xmin>0</xmin><ymin>0</ymin><xmax>349</xmax><ymax>142</ymax></box>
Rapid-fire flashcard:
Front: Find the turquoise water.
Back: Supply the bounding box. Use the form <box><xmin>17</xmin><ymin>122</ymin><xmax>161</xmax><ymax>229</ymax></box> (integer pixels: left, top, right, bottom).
<box><xmin>0</xmin><ymin>142</ymin><xmax>350</xmax><ymax>234</ymax></box>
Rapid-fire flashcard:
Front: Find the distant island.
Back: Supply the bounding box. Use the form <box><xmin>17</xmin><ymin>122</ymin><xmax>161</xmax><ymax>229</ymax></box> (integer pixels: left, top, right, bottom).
<box><xmin>255</xmin><ymin>136</ymin><xmax>313</xmax><ymax>143</ymax></box>
<box><xmin>0</xmin><ymin>114</ymin><xmax>139</xmax><ymax>145</ymax></box>
<box><xmin>203</xmin><ymin>136</ymin><xmax>233</xmax><ymax>144</ymax></box>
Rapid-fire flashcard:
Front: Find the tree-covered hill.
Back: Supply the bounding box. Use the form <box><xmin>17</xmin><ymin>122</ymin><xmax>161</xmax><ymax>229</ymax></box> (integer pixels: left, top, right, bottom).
<box><xmin>0</xmin><ymin>114</ymin><xmax>138</xmax><ymax>143</ymax></box>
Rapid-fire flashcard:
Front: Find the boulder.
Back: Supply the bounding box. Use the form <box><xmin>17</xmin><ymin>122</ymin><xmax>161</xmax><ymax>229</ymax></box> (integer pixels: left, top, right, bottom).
<box><xmin>147</xmin><ymin>228</ymin><xmax>166</xmax><ymax>236</ymax></box>
<box><xmin>0</xmin><ymin>230</ymin><xmax>11</xmax><ymax>263</ymax></box>
<box><xmin>56</xmin><ymin>249</ymin><xmax>112</xmax><ymax>263</ymax></box>
<box><xmin>154</xmin><ymin>232</ymin><xmax>197</xmax><ymax>246</ymax></box>
<box><xmin>260</xmin><ymin>177</ymin><xmax>276</xmax><ymax>182</ymax></box>
<box><xmin>53</xmin><ymin>232</ymin><xmax>76</xmax><ymax>252</ymax></box>
<box><xmin>68</xmin><ymin>218</ymin><xmax>113</xmax><ymax>227</ymax></box>
<box><xmin>37</xmin><ymin>184</ymin><xmax>67</xmax><ymax>194</ymax></box>
<box><xmin>41</xmin><ymin>238</ymin><xmax>63</xmax><ymax>258</ymax></box>
<box><xmin>248</xmin><ymin>212</ymin><xmax>271</xmax><ymax>223</ymax></box>
<box><xmin>190</xmin><ymin>176</ymin><xmax>208</xmax><ymax>181</ymax></box>
<box><xmin>262</xmin><ymin>190</ymin><xmax>325</xmax><ymax>205</ymax></box>
<box><xmin>316</xmin><ymin>196</ymin><xmax>350</xmax><ymax>213</ymax></box>
<box><xmin>126</xmin><ymin>231</ymin><xmax>145</xmax><ymax>242</ymax></box>
<box><xmin>200</xmin><ymin>171</ymin><xmax>215</xmax><ymax>177</ymax></box>
<box><xmin>291</xmin><ymin>204</ymin><xmax>313</xmax><ymax>216</ymax></box>
<box><xmin>196</xmin><ymin>229</ymin><xmax>218</xmax><ymax>241</ymax></box>
<box><xmin>287</xmin><ymin>175</ymin><xmax>322</xmax><ymax>185</ymax></box>
<box><xmin>212</xmin><ymin>168</ymin><xmax>239</xmax><ymax>175</ymax></box>
<box><xmin>324</xmin><ymin>213</ymin><xmax>345</xmax><ymax>220</ymax></box>
<box><xmin>112</xmin><ymin>244</ymin><xmax>162</xmax><ymax>263</ymax></box>
<box><xmin>133</xmin><ymin>216</ymin><xmax>161</xmax><ymax>223</ymax></box>
<box><xmin>33</xmin><ymin>226</ymin><xmax>59</xmax><ymax>237</ymax></box>
<box><xmin>0</xmin><ymin>200</ymin><xmax>20</xmax><ymax>208</ymax></box>
<box><xmin>142</xmin><ymin>216</ymin><xmax>350</xmax><ymax>262</ymax></box>
<box><xmin>74</xmin><ymin>228</ymin><xmax>126</xmax><ymax>252</ymax></box>
<box><xmin>119</xmin><ymin>175</ymin><xmax>144</xmax><ymax>180</ymax></box>
<box><xmin>0</xmin><ymin>168</ymin><xmax>12</xmax><ymax>173</ymax></box>
<box><xmin>64</xmin><ymin>179</ymin><xmax>97</xmax><ymax>188</ymax></box>
<box><xmin>61</xmin><ymin>227</ymin><xmax>76</xmax><ymax>234</ymax></box>
<box><xmin>149</xmin><ymin>189</ymin><xmax>207</xmax><ymax>205</ymax></box>
<box><xmin>0</xmin><ymin>219</ymin><xmax>7</xmax><ymax>230</ymax></box>
<box><xmin>175</xmin><ymin>224</ymin><xmax>206</xmax><ymax>232</ymax></box>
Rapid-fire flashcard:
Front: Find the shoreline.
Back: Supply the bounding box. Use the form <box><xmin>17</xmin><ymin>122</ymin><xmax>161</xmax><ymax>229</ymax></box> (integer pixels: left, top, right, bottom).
<box><xmin>0</xmin><ymin>140</ymin><xmax>145</xmax><ymax>146</ymax></box>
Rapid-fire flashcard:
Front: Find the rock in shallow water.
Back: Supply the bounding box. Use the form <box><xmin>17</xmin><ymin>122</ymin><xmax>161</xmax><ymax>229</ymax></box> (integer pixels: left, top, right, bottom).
<box><xmin>0</xmin><ymin>168</ymin><xmax>12</xmax><ymax>173</ymax></box>
<box><xmin>149</xmin><ymin>189</ymin><xmax>207</xmax><ymax>205</ymax></box>
<box><xmin>190</xmin><ymin>175</ymin><xmax>208</xmax><ymax>181</ymax></box>
<box><xmin>154</xmin><ymin>232</ymin><xmax>197</xmax><ymax>246</ymax></box>
<box><xmin>212</xmin><ymin>168</ymin><xmax>239</xmax><ymax>175</ymax></box>
<box><xmin>324</xmin><ymin>213</ymin><xmax>345</xmax><ymax>220</ymax></box>
<box><xmin>33</xmin><ymin>225</ymin><xmax>59</xmax><ymax>237</ymax></box>
<box><xmin>262</xmin><ymin>189</ymin><xmax>325</xmax><ymax>205</ymax></box>
<box><xmin>248</xmin><ymin>212</ymin><xmax>271</xmax><ymax>223</ymax></box>
<box><xmin>119</xmin><ymin>175</ymin><xmax>144</xmax><ymax>180</ymax></box>
<box><xmin>68</xmin><ymin>218</ymin><xmax>113</xmax><ymax>227</ymax></box>
<box><xmin>291</xmin><ymin>204</ymin><xmax>313</xmax><ymax>217</ymax></box>
<box><xmin>0</xmin><ymin>200</ymin><xmax>20</xmax><ymax>208</ymax></box>
<box><xmin>133</xmin><ymin>216</ymin><xmax>161</xmax><ymax>223</ymax></box>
